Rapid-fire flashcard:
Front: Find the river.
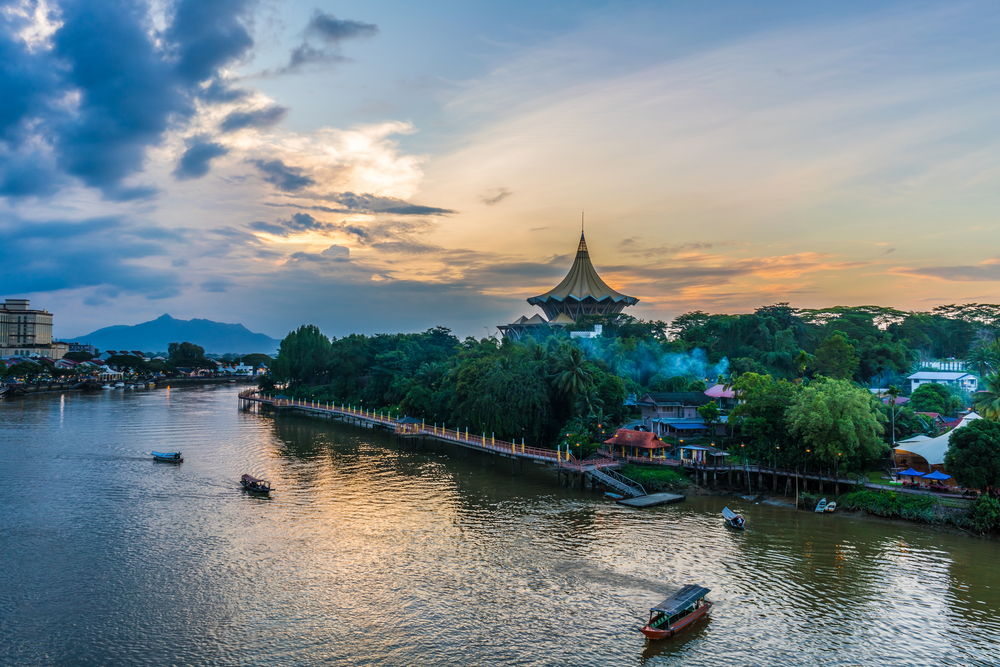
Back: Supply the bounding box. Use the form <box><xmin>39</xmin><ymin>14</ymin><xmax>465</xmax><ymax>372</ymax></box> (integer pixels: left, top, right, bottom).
<box><xmin>2</xmin><ymin>385</ymin><xmax>998</xmax><ymax>666</ymax></box>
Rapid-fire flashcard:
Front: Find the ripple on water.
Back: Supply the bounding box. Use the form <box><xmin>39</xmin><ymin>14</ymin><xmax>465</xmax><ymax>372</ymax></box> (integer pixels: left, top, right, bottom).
<box><xmin>3</xmin><ymin>386</ymin><xmax>1000</xmax><ymax>666</ymax></box>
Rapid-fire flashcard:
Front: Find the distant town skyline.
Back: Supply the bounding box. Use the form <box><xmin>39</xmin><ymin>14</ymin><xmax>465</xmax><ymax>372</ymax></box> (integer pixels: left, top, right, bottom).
<box><xmin>3</xmin><ymin>0</ymin><xmax>1000</xmax><ymax>340</ymax></box>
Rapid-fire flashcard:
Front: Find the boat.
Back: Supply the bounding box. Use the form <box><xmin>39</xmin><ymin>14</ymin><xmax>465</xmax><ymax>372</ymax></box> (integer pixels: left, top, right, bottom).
<box><xmin>605</xmin><ymin>492</ymin><xmax>625</xmax><ymax>500</ymax></box>
<box><xmin>152</xmin><ymin>451</ymin><xmax>183</xmax><ymax>462</ymax></box>
<box><xmin>640</xmin><ymin>584</ymin><xmax>712</xmax><ymax>640</ymax></box>
<box><xmin>824</xmin><ymin>501</ymin><xmax>837</xmax><ymax>513</ymax></box>
<box><xmin>114</xmin><ymin>382</ymin><xmax>125</xmax><ymax>388</ymax></box>
<box><xmin>722</xmin><ymin>506</ymin><xmax>745</xmax><ymax>529</ymax></box>
<box><xmin>241</xmin><ymin>474</ymin><xmax>271</xmax><ymax>495</ymax></box>
<box><xmin>815</xmin><ymin>498</ymin><xmax>828</xmax><ymax>513</ymax></box>
<box><xmin>101</xmin><ymin>384</ymin><xmax>113</xmax><ymax>390</ymax></box>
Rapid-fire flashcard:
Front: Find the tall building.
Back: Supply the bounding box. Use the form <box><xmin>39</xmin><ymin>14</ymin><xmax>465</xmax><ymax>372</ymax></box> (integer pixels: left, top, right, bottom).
<box><xmin>1</xmin><ymin>298</ymin><xmax>62</xmax><ymax>358</ymax></box>
<box><xmin>499</xmin><ymin>231</ymin><xmax>638</xmax><ymax>340</ymax></box>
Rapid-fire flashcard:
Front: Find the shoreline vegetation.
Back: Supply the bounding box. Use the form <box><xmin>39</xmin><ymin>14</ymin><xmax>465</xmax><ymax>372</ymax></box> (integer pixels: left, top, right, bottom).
<box><xmin>262</xmin><ymin>305</ymin><xmax>1000</xmax><ymax>538</ymax></box>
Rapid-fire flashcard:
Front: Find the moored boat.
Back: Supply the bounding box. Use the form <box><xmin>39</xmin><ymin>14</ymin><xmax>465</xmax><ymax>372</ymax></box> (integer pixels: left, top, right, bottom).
<box><xmin>722</xmin><ymin>506</ymin><xmax>745</xmax><ymax>529</ymax></box>
<box><xmin>824</xmin><ymin>501</ymin><xmax>837</xmax><ymax>513</ymax></box>
<box><xmin>241</xmin><ymin>474</ymin><xmax>271</xmax><ymax>494</ymax></box>
<box><xmin>152</xmin><ymin>451</ymin><xmax>183</xmax><ymax>462</ymax></box>
<box><xmin>815</xmin><ymin>498</ymin><xmax>828</xmax><ymax>513</ymax></box>
<box><xmin>640</xmin><ymin>584</ymin><xmax>712</xmax><ymax>640</ymax></box>
<box><xmin>605</xmin><ymin>492</ymin><xmax>624</xmax><ymax>500</ymax></box>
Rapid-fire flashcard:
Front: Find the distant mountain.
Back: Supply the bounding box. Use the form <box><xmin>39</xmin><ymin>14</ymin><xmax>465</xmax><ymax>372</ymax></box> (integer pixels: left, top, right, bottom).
<box><xmin>66</xmin><ymin>314</ymin><xmax>281</xmax><ymax>355</ymax></box>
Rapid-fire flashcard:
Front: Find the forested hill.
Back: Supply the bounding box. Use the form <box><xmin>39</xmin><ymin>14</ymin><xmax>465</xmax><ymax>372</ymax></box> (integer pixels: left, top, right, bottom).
<box><xmin>67</xmin><ymin>314</ymin><xmax>280</xmax><ymax>355</ymax></box>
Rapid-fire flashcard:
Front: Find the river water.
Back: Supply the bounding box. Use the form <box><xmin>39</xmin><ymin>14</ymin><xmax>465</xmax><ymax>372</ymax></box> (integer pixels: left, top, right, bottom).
<box><xmin>2</xmin><ymin>385</ymin><xmax>999</xmax><ymax>666</ymax></box>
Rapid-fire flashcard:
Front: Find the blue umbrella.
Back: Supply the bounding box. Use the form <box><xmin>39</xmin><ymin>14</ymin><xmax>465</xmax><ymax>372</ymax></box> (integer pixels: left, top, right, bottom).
<box><xmin>923</xmin><ymin>470</ymin><xmax>951</xmax><ymax>481</ymax></box>
<box><xmin>897</xmin><ymin>468</ymin><xmax>926</xmax><ymax>477</ymax></box>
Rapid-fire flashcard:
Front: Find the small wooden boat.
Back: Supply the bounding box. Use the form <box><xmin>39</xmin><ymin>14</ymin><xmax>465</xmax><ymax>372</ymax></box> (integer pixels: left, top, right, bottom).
<box><xmin>605</xmin><ymin>492</ymin><xmax>625</xmax><ymax>500</ymax></box>
<box><xmin>815</xmin><ymin>498</ymin><xmax>828</xmax><ymax>513</ymax></box>
<box><xmin>824</xmin><ymin>501</ymin><xmax>837</xmax><ymax>513</ymax></box>
<box><xmin>241</xmin><ymin>473</ymin><xmax>271</xmax><ymax>494</ymax></box>
<box><xmin>722</xmin><ymin>506</ymin><xmax>745</xmax><ymax>529</ymax></box>
<box><xmin>640</xmin><ymin>584</ymin><xmax>712</xmax><ymax>640</ymax></box>
<box><xmin>152</xmin><ymin>451</ymin><xmax>183</xmax><ymax>462</ymax></box>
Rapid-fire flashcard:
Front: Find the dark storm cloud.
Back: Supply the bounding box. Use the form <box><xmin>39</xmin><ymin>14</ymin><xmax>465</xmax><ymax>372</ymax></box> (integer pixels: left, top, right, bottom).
<box><xmin>0</xmin><ymin>0</ymin><xmax>255</xmax><ymax>201</ymax></box>
<box><xmin>173</xmin><ymin>139</ymin><xmax>230</xmax><ymax>180</ymax></box>
<box><xmin>249</xmin><ymin>159</ymin><xmax>315</xmax><ymax>191</ymax></box>
<box><xmin>0</xmin><ymin>214</ymin><xmax>183</xmax><ymax>298</ymax></box>
<box><xmin>279</xmin><ymin>11</ymin><xmax>377</xmax><ymax>74</ymax></box>
<box><xmin>220</xmin><ymin>105</ymin><xmax>289</xmax><ymax>133</ymax></box>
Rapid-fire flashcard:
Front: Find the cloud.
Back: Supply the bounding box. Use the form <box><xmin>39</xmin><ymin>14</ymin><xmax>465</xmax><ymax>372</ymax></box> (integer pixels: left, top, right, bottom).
<box><xmin>197</xmin><ymin>78</ymin><xmax>250</xmax><ymax>103</ymax></box>
<box><xmin>173</xmin><ymin>139</ymin><xmax>229</xmax><ymax>180</ymax></box>
<box><xmin>891</xmin><ymin>259</ymin><xmax>1000</xmax><ymax>282</ymax></box>
<box><xmin>618</xmin><ymin>238</ymin><xmax>715</xmax><ymax>258</ymax></box>
<box><xmin>249</xmin><ymin>158</ymin><xmax>315</xmax><ymax>191</ymax></box>
<box><xmin>305</xmin><ymin>11</ymin><xmax>378</xmax><ymax>44</ymax></box>
<box><xmin>323</xmin><ymin>192</ymin><xmax>454</xmax><ymax>216</ymax></box>
<box><xmin>0</xmin><ymin>0</ymin><xmax>257</xmax><ymax>201</ymax></box>
<box><xmin>220</xmin><ymin>104</ymin><xmax>289</xmax><ymax>133</ymax></box>
<box><xmin>0</xmin><ymin>214</ymin><xmax>183</xmax><ymax>298</ymax></box>
<box><xmin>165</xmin><ymin>0</ymin><xmax>254</xmax><ymax>85</ymax></box>
<box><xmin>279</xmin><ymin>10</ymin><xmax>377</xmax><ymax>74</ymax></box>
<box><xmin>200</xmin><ymin>279</ymin><xmax>232</xmax><ymax>293</ymax></box>
<box><xmin>480</xmin><ymin>187</ymin><xmax>512</xmax><ymax>205</ymax></box>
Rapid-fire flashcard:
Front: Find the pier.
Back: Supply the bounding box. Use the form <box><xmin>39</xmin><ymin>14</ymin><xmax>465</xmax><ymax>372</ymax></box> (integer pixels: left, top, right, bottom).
<box><xmin>238</xmin><ymin>390</ymin><xmax>624</xmax><ymax>484</ymax></box>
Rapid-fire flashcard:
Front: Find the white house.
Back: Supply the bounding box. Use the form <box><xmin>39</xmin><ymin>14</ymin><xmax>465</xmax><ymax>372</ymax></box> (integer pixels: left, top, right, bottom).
<box><xmin>907</xmin><ymin>371</ymin><xmax>978</xmax><ymax>394</ymax></box>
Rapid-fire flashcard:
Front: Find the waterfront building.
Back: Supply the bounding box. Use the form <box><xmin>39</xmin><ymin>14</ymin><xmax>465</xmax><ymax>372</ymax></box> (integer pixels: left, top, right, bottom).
<box><xmin>499</xmin><ymin>231</ymin><xmax>638</xmax><ymax>339</ymax></box>
<box><xmin>893</xmin><ymin>412</ymin><xmax>982</xmax><ymax>484</ymax></box>
<box><xmin>0</xmin><ymin>298</ymin><xmax>66</xmax><ymax>359</ymax></box>
<box><xmin>637</xmin><ymin>392</ymin><xmax>715</xmax><ymax>437</ymax></box>
<box><xmin>907</xmin><ymin>371</ymin><xmax>978</xmax><ymax>394</ymax></box>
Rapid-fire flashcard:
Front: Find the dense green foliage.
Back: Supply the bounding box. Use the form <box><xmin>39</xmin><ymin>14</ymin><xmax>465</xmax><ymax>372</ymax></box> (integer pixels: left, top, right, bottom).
<box><xmin>968</xmin><ymin>496</ymin><xmax>1000</xmax><ymax>534</ymax></box>
<box><xmin>785</xmin><ymin>378</ymin><xmax>887</xmax><ymax>472</ymax></box>
<box><xmin>944</xmin><ymin>420</ymin><xmax>1000</xmax><ymax>492</ymax></box>
<box><xmin>838</xmin><ymin>489</ymin><xmax>941</xmax><ymax>522</ymax></box>
<box><xmin>620</xmin><ymin>464</ymin><xmax>688</xmax><ymax>491</ymax></box>
<box><xmin>910</xmin><ymin>383</ymin><xmax>961</xmax><ymax>416</ymax></box>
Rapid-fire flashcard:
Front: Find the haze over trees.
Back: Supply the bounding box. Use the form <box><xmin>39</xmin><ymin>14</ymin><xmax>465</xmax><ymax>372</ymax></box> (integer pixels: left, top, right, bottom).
<box><xmin>265</xmin><ymin>303</ymin><xmax>1000</xmax><ymax>460</ymax></box>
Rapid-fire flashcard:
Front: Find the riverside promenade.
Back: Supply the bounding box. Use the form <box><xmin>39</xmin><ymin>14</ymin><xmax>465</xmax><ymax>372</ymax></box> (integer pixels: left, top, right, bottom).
<box><xmin>238</xmin><ymin>389</ymin><xmax>621</xmax><ymax>480</ymax></box>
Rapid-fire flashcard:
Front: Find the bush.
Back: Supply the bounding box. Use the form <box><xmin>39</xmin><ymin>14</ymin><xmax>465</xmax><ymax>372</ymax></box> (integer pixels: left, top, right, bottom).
<box><xmin>838</xmin><ymin>489</ymin><xmax>938</xmax><ymax>522</ymax></box>
<box><xmin>620</xmin><ymin>465</ymin><xmax>689</xmax><ymax>491</ymax></box>
<box><xmin>968</xmin><ymin>496</ymin><xmax>1000</xmax><ymax>534</ymax></box>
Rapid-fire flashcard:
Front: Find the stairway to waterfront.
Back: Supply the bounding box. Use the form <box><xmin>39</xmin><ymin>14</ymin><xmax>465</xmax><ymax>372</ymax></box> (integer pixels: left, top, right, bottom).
<box><xmin>587</xmin><ymin>467</ymin><xmax>646</xmax><ymax>497</ymax></box>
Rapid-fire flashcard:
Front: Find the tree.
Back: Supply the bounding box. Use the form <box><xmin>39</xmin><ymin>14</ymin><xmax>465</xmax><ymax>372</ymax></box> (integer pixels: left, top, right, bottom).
<box><xmin>973</xmin><ymin>373</ymin><xmax>1000</xmax><ymax>421</ymax></box>
<box><xmin>697</xmin><ymin>400</ymin><xmax>721</xmax><ymax>429</ymax></box>
<box><xmin>910</xmin><ymin>383</ymin><xmax>960</xmax><ymax>416</ymax></box>
<box><xmin>785</xmin><ymin>378</ymin><xmax>886</xmax><ymax>472</ymax></box>
<box><xmin>944</xmin><ymin>419</ymin><xmax>1000</xmax><ymax>492</ymax></box>
<box><xmin>729</xmin><ymin>373</ymin><xmax>798</xmax><ymax>463</ymax></box>
<box><xmin>167</xmin><ymin>342</ymin><xmax>209</xmax><ymax>367</ymax></box>
<box><xmin>64</xmin><ymin>351</ymin><xmax>95</xmax><ymax>362</ymax></box>
<box><xmin>270</xmin><ymin>325</ymin><xmax>332</xmax><ymax>387</ymax></box>
<box><xmin>240</xmin><ymin>353</ymin><xmax>272</xmax><ymax>368</ymax></box>
<box><xmin>810</xmin><ymin>332</ymin><xmax>860</xmax><ymax>380</ymax></box>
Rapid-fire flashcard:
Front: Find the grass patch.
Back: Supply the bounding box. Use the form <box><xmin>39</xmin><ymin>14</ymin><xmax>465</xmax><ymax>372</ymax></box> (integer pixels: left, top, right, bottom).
<box><xmin>620</xmin><ymin>465</ymin><xmax>689</xmax><ymax>491</ymax></box>
<box><xmin>839</xmin><ymin>489</ymin><xmax>938</xmax><ymax>522</ymax></box>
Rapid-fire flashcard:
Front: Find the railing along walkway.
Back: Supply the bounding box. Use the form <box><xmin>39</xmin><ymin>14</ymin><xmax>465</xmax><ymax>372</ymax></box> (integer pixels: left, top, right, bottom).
<box><xmin>240</xmin><ymin>390</ymin><xmax>618</xmax><ymax>473</ymax></box>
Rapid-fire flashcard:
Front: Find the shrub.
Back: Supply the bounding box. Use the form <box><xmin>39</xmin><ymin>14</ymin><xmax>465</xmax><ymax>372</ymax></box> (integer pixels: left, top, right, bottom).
<box><xmin>968</xmin><ymin>496</ymin><xmax>1000</xmax><ymax>534</ymax></box>
<box><xmin>620</xmin><ymin>465</ymin><xmax>689</xmax><ymax>491</ymax></box>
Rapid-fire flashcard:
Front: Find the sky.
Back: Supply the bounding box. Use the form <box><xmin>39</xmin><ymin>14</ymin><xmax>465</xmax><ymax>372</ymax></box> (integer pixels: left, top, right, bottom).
<box><xmin>3</xmin><ymin>0</ymin><xmax>1000</xmax><ymax>341</ymax></box>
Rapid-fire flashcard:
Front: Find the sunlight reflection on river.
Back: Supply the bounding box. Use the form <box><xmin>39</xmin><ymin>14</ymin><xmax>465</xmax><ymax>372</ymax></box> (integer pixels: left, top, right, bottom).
<box><xmin>1</xmin><ymin>385</ymin><xmax>998</xmax><ymax>666</ymax></box>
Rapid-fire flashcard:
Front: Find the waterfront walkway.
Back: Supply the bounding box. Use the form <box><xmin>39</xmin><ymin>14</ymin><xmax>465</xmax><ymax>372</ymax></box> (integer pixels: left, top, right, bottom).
<box><xmin>238</xmin><ymin>390</ymin><xmax>620</xmax><ymax>474</ymax></box>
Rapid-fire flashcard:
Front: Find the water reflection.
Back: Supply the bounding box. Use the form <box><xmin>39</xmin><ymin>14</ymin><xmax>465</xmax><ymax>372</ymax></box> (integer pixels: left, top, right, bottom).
<box><xmin>2</xmin><ymin>386</ymin><xmax>1000</xmax><ymax>666</ymax></box>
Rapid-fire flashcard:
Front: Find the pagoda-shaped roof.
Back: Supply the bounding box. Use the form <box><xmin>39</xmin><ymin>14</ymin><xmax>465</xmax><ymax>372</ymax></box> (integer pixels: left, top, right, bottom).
<box><xmin>527</xmin><ymin>232</ymin><xmax>638</xmax><ymax>308</ymax></box>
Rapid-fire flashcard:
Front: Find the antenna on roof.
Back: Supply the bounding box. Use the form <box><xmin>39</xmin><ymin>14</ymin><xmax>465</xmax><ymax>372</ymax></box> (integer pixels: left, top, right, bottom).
<box><xmin>581</xmin><ymin>211</ymin><xmax>584</xmax><ymax>233</ymax></box>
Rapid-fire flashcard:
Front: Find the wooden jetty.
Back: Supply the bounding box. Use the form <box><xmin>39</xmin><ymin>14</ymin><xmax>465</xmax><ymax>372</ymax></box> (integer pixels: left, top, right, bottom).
<box><xmin>238</xmin><ymin>390</ymin><xmax>623</xmax><ymax>483</ymax></box>
<box><xmin>617</xmin><ymin>492</ymin><xmax>685</xmax><ymax>508</ymax></box>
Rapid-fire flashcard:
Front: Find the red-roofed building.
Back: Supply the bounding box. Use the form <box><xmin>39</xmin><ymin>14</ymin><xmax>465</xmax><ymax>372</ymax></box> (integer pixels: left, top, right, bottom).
<box><xmin>604</xmin><ymin>428</ymin><xmax>670</xmax><ymax>459</ymax></box>
<box><xmin>704</xmin><ymin>383</ymin><xmax>736</xmax><ymax>409</ymax></box>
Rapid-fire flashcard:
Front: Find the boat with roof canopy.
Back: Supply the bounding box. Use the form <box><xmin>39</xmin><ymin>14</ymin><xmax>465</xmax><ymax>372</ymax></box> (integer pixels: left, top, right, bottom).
<box><xmin>639</xmin><ymin>584</ymin><xmax>712</xmax><ymax>640</ymax></box>
<box><xmin>240</xmin><ymin>474</ymin><xmax>271</xmax><ymax>495</ymax></box>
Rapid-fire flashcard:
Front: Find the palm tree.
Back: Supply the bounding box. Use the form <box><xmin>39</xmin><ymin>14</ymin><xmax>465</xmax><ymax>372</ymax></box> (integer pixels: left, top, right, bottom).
<box><xmin>967</xmin><ymin>345</ymin><xmax>999</xmax><ymax>378</ymax></box>
<box><xmin>973</xmin><ymin>373</ymin><xmax>1000</xmax><ymax>420</ymax></box>
<box><xmin>553</xmin><ymin>346</ymin><xmax>593</xmax><ymax>404</ymax></box>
